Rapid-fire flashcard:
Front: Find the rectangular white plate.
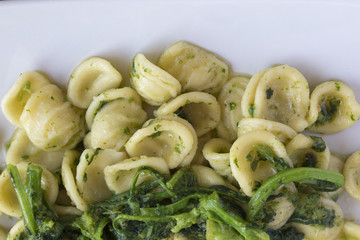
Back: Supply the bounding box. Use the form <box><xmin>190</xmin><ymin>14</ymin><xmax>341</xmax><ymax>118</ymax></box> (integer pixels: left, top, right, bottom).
<box><xmin>0</xmin><ymin>0</ymin><xmax>359</xmax><ymax>230</ymax></box>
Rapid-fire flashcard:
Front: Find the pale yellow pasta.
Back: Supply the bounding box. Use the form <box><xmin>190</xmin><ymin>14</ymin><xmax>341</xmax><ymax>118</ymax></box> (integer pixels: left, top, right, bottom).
<box><xmin>154</xmin><ymin>92</ymin><xmax>220</xmax><ymax>137</ymax></box>
<box><xmin>104</xmin><ymin>156</ymin><xmax>170</xmax><ymax>194</ymax></box>
<box><xmin>237</xmin><ymin>118</ymin><xmax>297</xmax><ymax>144</ymax></box>
<box><xmin>125</xmin><ymin>115</ymin><xmax>197</xmax><ymax>169</ymax></box>
<box><xmin>202</xmin><ymin>138</ymin><xmax>235</xmax><ymax>183</ymax></box>
<box><xmin>216</xmin><ymin>74</ymin><xmax>250</xmax><ymax>141</ymax></box>
<box><xmin>67</xmin><ymin>57</ymin><xmax>122</xmax><ymax>109</ymax></box>
<box><xmin>158</xmin><ymin>41</ymin><xmax>229</xmax><ymax>94</ymax></box>
<box><xmin>230</xmin><ymin>130</ymin><xmax>292</xmax><ymax>196</ymax></box>
<box><xmin>344</xmin><ymin>151</ymin><xmax>360</xmax><ymax>202</ymax></box>
<box><xmin>307</xmin><ymin>80</ymin><xmax>360</xmax><ymax>134</ymax></box>
<box><xmin>7</xmin><ymin>220</ymin><xmax>25</xmax><ymax>240</ymax></box>
<box><xmin>191</xmin><ymin>130</ymin><xmax>216</xmax><ymax>165</ymax></box>
<box><xmin>343</xmin><ymin>221</ymin><xmax>360</xmax><ymax>240</ymax></box>
<box><xmin>19</xmin><ymin>84</ymin><xmax>86</xmax><ymax>152</ymax></box>
<box><xmin>1</xmin><ymin>71</ymin><xmax>51</xmax><ymax>127</ymax></box>
<box><xmin>291</xmin><ymin>197</ymin><xmax>344</xmax><ymax>240</ymax></box>
<box><xmin>241</xmin><ymin>65</ymin><xmax>310</xmax><ymax>132</ymax></box>
<box><xmin>53</xmin><ymin>205</ymin><xmax>83</xmax><ymax>216</ymax></box>
<box><xmin>130</xmin><ymin>53</ymin><xmax>181</xmax><ymax>105</ymax></box>
<box><xmin>0</xmin><ymin>162</ymin><xmax>58</xmax><ymax>217</ymax></box>
<box><xmin>76</xmin><ymin>149</ymin><xmax>128</xmax><ymax>204</ymax></box>
<box><xmin>61</xmin><ymin>150</ymin><xmax>88</xmax><ymax>211</ymax></box>
<box><xmin>191</xmin><ymin>165</ymin><xmax>227</xmax><ymax>188</ymax></box>
<box><xmin>85</xmin><ymin>88</ymin><xmax>147</xmax><ymax>151</ymax></box>
<box><xmin>286</xmin><ymin>134</ymin><xmax>330</xmax><ymax>169</ymax></box>
<box><xmin>6</xmin><ymin>128</ymin><xmax>64</xmax><ymax>172</ymax></box>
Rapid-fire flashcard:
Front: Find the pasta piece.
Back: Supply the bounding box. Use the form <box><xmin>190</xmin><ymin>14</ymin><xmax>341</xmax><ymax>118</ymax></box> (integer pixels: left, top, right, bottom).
<box><xmin>237</xmin><ymin>118</ymin><xmax>297</xmax><ymax>144</ymax></box>
<box><xmin>216</xmin><ymin>74</ymin><xmax>250</xmax><ymax>141</ymax></box>
<box><xmin>0</xmin><ymin>162</ymin><xmax>58</xmax><ymax>217</ymax></box>
<box><xmin>67</xmin><ymin>57</ymin><xmax>122</xmax><ymax>108</ymax></box>
<box><xmin>85</xmin><ymin>88</ymin><xmax>147</xmax><ymax>150</ymax></box>
<box><xmin>343</xmin><ymin>221</ymin><xmax>360</xmax><ymax>240</ymax></box>
<box><xmin>191</xmin><ymin>130</ymin><xmax>216</xmax><ymax>165</ymax></box>
<box><xmin>307</xmin><ymin>80</ymin><xmax>360</xmax><ymax>134</ymax></box>
<box><xmin>202</xmin><ymin>138</ymin><xmax>235</xmax><ymax>183</ymax></box>
<box><xmin>154</xmin><ymin>92</ymin><xmax>220</xmax><ymax>137</ymax></box>
<box><xmin>241</xmin><ymin>65</ymin><xmax>310</xmax><ymax>132</ymax></box>
<box><xmin>1</xmin><ymin>71</ymin><xmax>50</xmax><ymax>127</ymax></box>
<box><xmin>286</xmin><ymin>134</ymin><xmax>330</xmax><ymax>169</ymax></box>
<box><xmin>61</xmin><ymin>150</ymin><xmax>88</xmax><ymax>211</ymax></box>
<box><xmin>19</xmin><ymin>84</ymin><xmax>86</xmax><ymax>152</ymax></box>
<box><xmin>344</xmin><ymin>151</ymin><xmax>360</xmax><ymax>202</ymax></box>
<box><xmin>191</xmin><ymin>165</ymin><xmax>227</xmax><ymax>188</ymax></box>
<box><xmin>260</xmin><ymin>183</ymin><xmax>297</xmax><ymax>230</ymax></box>
<box><xmin>125</xmin><ymin>115</ymin><xmax>197</xmax><ymax>169</ymax></box>
<box><xmin>76</xmin><ymin>149</ymin><xmax>128</xmax><ymax>204</ymax></box>
<box><xmin>53</xmin><ymin>205</ymin><xmax>83</xmax><ymax>216</ymax></box>
<box><xmin>229</xmin><ymin>130</ymin><xmax>292</xmax><ymax>196</ymax></box>
<box><xmin>7</xmin><ymin>220</ymin><xmax>25</xmax><ymax>240</ymax></box>
<box><xmin>158</xmin><ymin>41</ymin><xmax>229</xmax><ymax>94</ymax></box>
<box><xmin>291</xmin><ymin>196</ymin><xmax>344</xmax><ymax>240</ymax></box>
<box><xmin>104</xmin><ymin>156</ymin><xmax>170</xmax><ymax>194</ymax></box>
<box><xmin>130</xmin><ymin>53</ymin><xmax>181</xmax><ymax>105</ymax></box>
<box><xmin>6</xmin><ymin>128</ymin><xmax>64</xmax><ymax>172</ymax></box>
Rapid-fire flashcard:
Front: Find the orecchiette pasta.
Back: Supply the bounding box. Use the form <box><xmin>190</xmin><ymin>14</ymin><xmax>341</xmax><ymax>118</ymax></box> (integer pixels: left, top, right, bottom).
<box><xmin>154</xmin><ymin>92</ymin><xmax>220</xmax><ymax>137</ymax></box>
<box><xmin>67</xmin><ymin>57</ymin><xmax>122</xmax><ymax>109</ymax></box>
<box><xmin>343</xmin><ymin>221</ymin><xmax>360</xmax><ymax>240</ymax></box>
<box><xmin>0</xmin><ymin>162</ymin><xmax>58</xmax><ymax>217</ymax></box>
<box><xmin>202</xmin><ymin>138</ymin><xmax>235</xmax><ymax>183</ymax></box>
<box><xmin>7</xmin><ymin>220</ymin><xmax>25</xmax><ymax>240</ymax></box>
<box><xmin>6</xmin><ymin>128</ymin><xmax>64</xmax><ymax>172</ymax></box>
<box><xmin>286</xmin><ymin>134</ymin><xmax>330</xmax><ymax>169</ymax></box>
<box><xmin>158</xmin><ymin>41</ymin><xmax>229</xmax><ymax>94</ymax></box>
<box><xmin>306</xmin><ymin>80</ymin><xmax>360</xmax><ymax>134</ymax></box>
<box><xmin>191</xmin><ymin>165</ymin><xmax>227</xmax><ymax>188</ymax></box>
<box><xmin>237</xmin><ymin>118</ymin><xmax>297</xmax><ymax>144</ymax></box>
<box><xmin>230</xmin><ymin>130</ymin><xmax>293</xmax><ymax>196</ymax></box>
<box><xmin>1</xmin><ymin>71</ymin><xmax>51</xmax><ymax>127</ymax></box>
<box><xmin>85</xmin><ymin>87</ymin><xmax>147</xmax><ymax>151</ymax></box>
<box><xmin>216</xmin><ymin>74</ymin><xmax>250</xmax><ymax>141</ymax></box>
<box><xmin>104</xmin><ymin>156</ymin><xmax>170</xmax><ymax>194</ymax></box>
<box><xmin>344</xmin><ymin>151</ymin><xmax>360</xmax><ymax>202</ymax></box>
<box><xmin>19</xmin><ymin>84</ymin><xmax>86</xmax><ymax>152</ymax></box>
<box><xmin>130</xmin><ymin>53</ymin><xmax>181</xmax><ymax>105</ymax></box>
<box><xmin>241</xmin><ymin>65</ymin><xmax>310</xmax><ymax>132</ymax></box>
<box><xmin>125</xmin><ymin>115</ymin><xmax>197</xmax><ymax>169</ymax></box>
<box><xmin>76</xmin><ymin>149</ymin><xmax>128</xmax><ymax>204</ymax></box>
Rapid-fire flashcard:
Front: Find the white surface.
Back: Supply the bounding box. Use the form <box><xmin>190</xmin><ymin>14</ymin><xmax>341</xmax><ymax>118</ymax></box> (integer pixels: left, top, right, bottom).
<box><xmin>0</xmin><ymin>0</ymin><xmax>360</xmax><ymax>229</ymax></box>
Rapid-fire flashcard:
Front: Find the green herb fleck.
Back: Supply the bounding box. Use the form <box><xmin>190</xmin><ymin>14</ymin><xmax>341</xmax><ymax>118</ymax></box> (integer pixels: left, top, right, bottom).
<box><xmin>18</xmin><ymin>81</ymin><xmax>31</xmax><ymax>100</ymax></box>
<box><xmin>249</xmin><ymin>104</ymin><xmax>256</xmax><ymax>117</ymax></box>
<box><xmin>229</xmin><ymin>102</ymin><xmax>236</xmax><ymax>111</ymax></box>
<box><xmin>123</xmin><ymin>126</ymin><xmax>130</xmax><ymax>135</ymax></box>
<box><xmin>149</xmin><ymin>131</ymin><xmax>162</xmax><ymax>139</ymax></box>
<box><xmin>335</xmin><ymin>82</ymin><xmax>340</xmax><ymax>91</ymax></box>
<box><xmin>21</xmin><ymin>155</ymin><xmax>30</xmax><ymax>160</ymax></box>
<box><xmin>174</xmin><ymin>143</ymin><xmax>181</xmax><ymax>153</ymax></box>
<box><xmin>350</xmin><ymin>113</ymin><xmax>356</xmax><ymax>121</ymax></box>
<box><xmin>266</xmin><ymin>88</ymin><xmax>274</xmax><ymax>99</ymax></box>
<box><xmin>310</xmin><ymin>136</ymin><xmax>326</xmax><ymax>152</ymax></box>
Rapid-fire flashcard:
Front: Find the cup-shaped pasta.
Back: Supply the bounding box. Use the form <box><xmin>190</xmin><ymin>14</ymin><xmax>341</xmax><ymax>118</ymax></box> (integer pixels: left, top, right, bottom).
<box><xmin>154</xmin><ymin>92</ymin><xmax>220</xmax><ymax>137</ymax></box>
<box><xmin>306</xmin><ymin>80</ymin><xmax>360</xmax><ymax>134</ymax></box>
<box><xmin>290</xmin><ymin>195</ymin><xmax>344</xmax><ymax>240</ymax></box>
<box><xmin>6</xmin><ymin>128</ymin><xmax>64</xmax><ymax>172</ymax></box>
<box><xmin>76</xmin><ymin>149</ymin><xmax>128</xmax><ymax>204</ymax></box>
<box><xmin>191</xmin><ymin>130</ymin><xmax>216</xmax><ymax>165</ymax></box>
<box><xmin>0</xmin><ymin>162</ymin><xmax>58</xmax><ymax>217</ymax></box>
<box><xmin>67</xmin><ymin>57</ymin><xmax>122</xmax><ymax>109</ymax></box>
<box><xmin>241</xmin><ymin>65</ymin><xmax>310</xmax><ymax>132</ymax></box>
<box><xmin>85</xmin><ymin>88</ymin><xmax>147</xmax><ymax>151</ymax></box>
<box><xmin>259</xmin><ymin>183</ymin><xmax>297</xmax><ymax>230</ymax></box>
<box><xmin>286</xmin><ymin>134</ymin><xmax>330</xmax><ymax>169</ymax></box>
<box><xmin>202</xmin><ymin>138</ymin><xmax>235</xmax><ymax>183</ymax></box>
<box><xmin>104</xmin><ymin>156</ymin><xmax>170</xmax><ymax>194</ymax></box>
<box><xmin>343</xmin><ymin>221</ymin><xmax>360</xmax><ymax>240</ymax></box>
<box><xmin>19</xmin><ymin>84</ymin><xmax>86</xmax><ymax>152</ymax></box>
<box><xmin>61</xmin><ymin>150</ymin><xmax>88</xmax><ymax>211</ymax></box>
<box><xmin>125</xmin><ymin>115</ymin><xmax>197</xmax><ymax>169</ymax></box>
<box><xmin>191</xmin><ymin>165</ymin><xmax>227</xmax><ymax>188</ymax></box>
<box><xmin>229</xmin><ymin>130</ymin><xmax>293</xmax><ymax>196</ymax></box>
<box><xmin>216</xmin><ymin>74</ymin><xmax>250</xmax><ymax>141</ymax></box>
<box><xmin>343</xmin><ymin>151</ymin><xmax>360</xmax><ymax>202</ymax></box>
<box><xmin>7</xmin><ymin>220</ymin><xmax>25</xmax><ymax>240</ymax></box>
<box><xmin>130</xmin><ymin>53</ymin><xmax>181</xmax><ymax>106</ymax></box>
<box><xmin>158</xmin><ymin>41</ymin><xmax>229</xmax><ymax>94</ymax></box>
<box><xmin>237</xmin><ymin>118</ymin><xmax>297</xmax><ymax>144</ymax></box>
<box><xmin>1</xmin><ymin>71</ymin><xmax>51</xmax><ymax>127</ymax></box>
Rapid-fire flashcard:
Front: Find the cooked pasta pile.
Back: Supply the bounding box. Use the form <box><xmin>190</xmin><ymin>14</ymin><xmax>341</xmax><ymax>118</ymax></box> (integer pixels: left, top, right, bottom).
<box><xmin>1</xmin><ymin>40</ymin><xmax>360</xmax><ymax>240</ymax></box>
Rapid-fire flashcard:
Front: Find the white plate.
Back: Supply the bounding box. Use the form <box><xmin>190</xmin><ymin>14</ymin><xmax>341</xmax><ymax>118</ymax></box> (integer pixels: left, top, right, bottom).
<box><xmin>0</xmin><ymin>0</ymin><xmax>359</xmax><ymax>231</ymax></box>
